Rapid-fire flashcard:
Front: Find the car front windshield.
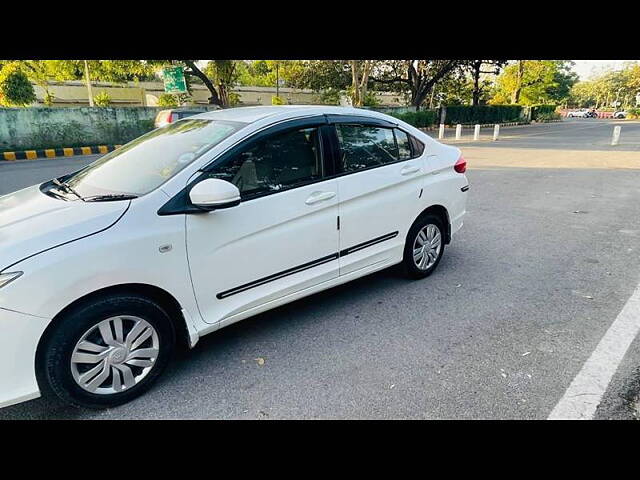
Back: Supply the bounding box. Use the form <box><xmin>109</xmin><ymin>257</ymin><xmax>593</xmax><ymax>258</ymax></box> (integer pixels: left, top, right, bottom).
<box><xmin>63</xmin><ymin>118</ymin><xmax>247</xmax><ymax>197</ymax></box>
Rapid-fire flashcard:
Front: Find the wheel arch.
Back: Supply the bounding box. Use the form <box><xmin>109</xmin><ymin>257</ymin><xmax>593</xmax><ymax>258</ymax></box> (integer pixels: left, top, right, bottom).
<box><xmin>35</xmin><ymin>283</ymin><xmax>193</xmax><ymax>376</ymax></box>
<box><xmin>414</xmin><ymin>204</ymin><xmax>451</xmax><ymax>244</ymax></box>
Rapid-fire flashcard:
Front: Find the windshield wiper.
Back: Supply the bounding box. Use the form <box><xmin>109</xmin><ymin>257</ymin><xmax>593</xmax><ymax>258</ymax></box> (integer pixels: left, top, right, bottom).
<box><xmin>83</xmin><ymin>194</ymin><xmax>138</xmax><ymax>202</ymax></box>
<box><xmin>52</xmin><ymin>178</ymin><xmax>85</xmax><ymax>201</ymax></box>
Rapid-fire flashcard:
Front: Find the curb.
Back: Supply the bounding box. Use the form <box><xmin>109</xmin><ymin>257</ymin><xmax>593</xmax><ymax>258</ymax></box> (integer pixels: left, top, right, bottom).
<box><xmin>1</xmin><ymin>144</ymin><xmax>122</xmax><ymax>161</ymax></box>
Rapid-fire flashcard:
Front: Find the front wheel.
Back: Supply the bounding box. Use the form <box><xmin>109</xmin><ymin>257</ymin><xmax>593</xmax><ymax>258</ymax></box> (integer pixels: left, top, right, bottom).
<box><xmin>401</xmin><ymin>214</ymin><xmax>445</xmax><ymax>279</ymax></box>
<box><xmin>38</xmin><ymin>294</ymin><xmax>175</xmax><ymax>409</ymax></box>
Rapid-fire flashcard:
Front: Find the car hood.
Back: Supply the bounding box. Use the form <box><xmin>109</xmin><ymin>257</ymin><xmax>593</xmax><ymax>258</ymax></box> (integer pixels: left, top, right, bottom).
<box><xmin>0</xmin><ymin>185</ymin><xmax>129</xmax><ymax>270</ymax></box>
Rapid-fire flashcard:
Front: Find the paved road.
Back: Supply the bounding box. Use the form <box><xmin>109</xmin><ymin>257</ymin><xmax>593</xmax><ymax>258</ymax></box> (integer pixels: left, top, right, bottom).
<box><xmin>436</xmin><ymin>118</ymin><xmax>640</xmax><ymax>152</ymax></box>
<box><xmin>1</xmin><ymin>119</ymin><xmax>640</xmax><ymax>419</ymax></box>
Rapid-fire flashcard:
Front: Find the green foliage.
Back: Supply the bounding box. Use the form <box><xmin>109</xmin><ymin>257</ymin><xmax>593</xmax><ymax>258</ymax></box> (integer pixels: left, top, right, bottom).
<box><xmin>0</xmin><ymin>62</ymin><xmax>36</xmax><ymax>106</ymax></box>
<box><xmin>531</xmin><ymin>104</ymin><xmax>557</xmax><ymax>120</ymax></box>
<box><xmin>390</xmin><ymin>110</ymin><xmax>438</xmax><ymax>128</ymax></box>
<box><xmin>227</xmin><ymin>91</ymin><xmax>241</xmax><ymax>106</ymax></box>
<box><xmin>444</xmin><ymin>105</ymin><xmax>523</xmax><ymax>125</ymax></box>
<box><xmin>313</xmin><ymin>88</ymin><xmax>341</xmax><ymax>105</ymax></box>
<box><xmin>271</xmin><ymin>95</ymin><xmax>286</xmax><ymax>105</ymax></box>
<box><xmin>93</xmin><ymin>91</ymin><xmax>112</xmax><ymax>107</ymax></box>
<box><xmin>203</xmin><ymin>60</ymin><xmax>240</xmax><ymax>107</ymax></box>
<box><xmin>627</xmin><ymin>108</ymin><xmax>640</xmax><ymax>119</ymax></box>
<box><xmin>490</xmin><ymin>61</ymin><xmax>577</xmax><ymax>105</ymax></box>
<box><xmin>157</xmin><ymin>93</ymin><xmax>179</xmax><ymax>107</ymax></box>
<box><xmin>533</xmin><ymin>112</ymin><xmax>561</xmax><ymax>122</ymax></box>
<box><xmin>569</xmin><ymin>62</ymin><xmax>640</xmax><ymax>109</ymax></box>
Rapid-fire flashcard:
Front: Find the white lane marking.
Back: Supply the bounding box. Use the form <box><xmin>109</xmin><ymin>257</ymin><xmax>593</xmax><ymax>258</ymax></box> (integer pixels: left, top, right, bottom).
<box><xmin>548</xmin><ymin>282</ymin><xmax>640</xmax><ymax>420</ymax></box>
<box><xmin>502</xmin><ymin>123</ymin><xmax>607</xmax><ymax>139</ymax></box>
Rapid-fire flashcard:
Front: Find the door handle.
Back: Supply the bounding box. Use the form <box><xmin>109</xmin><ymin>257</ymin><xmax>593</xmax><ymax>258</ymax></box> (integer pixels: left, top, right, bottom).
<box><xmin>305</xmin><ymin>191</ymin><xmax>336</xmax><ymax>205</ymax></box>
<box><xmin>400</xmin><ymin>164</ymin><xmax>421</xmax><ymax>176</ymax></box>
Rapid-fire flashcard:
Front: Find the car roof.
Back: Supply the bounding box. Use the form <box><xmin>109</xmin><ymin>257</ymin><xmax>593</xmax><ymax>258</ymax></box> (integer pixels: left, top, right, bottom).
<box><xmin>190</xmin><ymin>105</ymin><xmax>393</xmax><ymax>124</ymax></box>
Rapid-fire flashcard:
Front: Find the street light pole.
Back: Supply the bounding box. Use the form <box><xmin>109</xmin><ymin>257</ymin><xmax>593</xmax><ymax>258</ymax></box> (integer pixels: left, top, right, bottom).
<box><xmin>276</xmin><ymin>62</ymin><xmax>280</xmax><ymax>99</ymax></box>
<box><xmin>84</xmin><ymin>60</ymin><xmax>94</xmax><ymax>107</ymax></box>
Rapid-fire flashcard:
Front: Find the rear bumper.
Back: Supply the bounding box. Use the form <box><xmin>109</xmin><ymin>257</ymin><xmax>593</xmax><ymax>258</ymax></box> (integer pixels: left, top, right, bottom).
<box><xmin>0</xmin><ymin>308</ymin><xmax>50</xmax><ymax>409</ymax></box>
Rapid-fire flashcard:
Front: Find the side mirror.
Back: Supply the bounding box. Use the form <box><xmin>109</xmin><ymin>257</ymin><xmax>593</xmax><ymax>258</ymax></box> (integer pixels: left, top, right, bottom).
<box><xmin>189</xmin><ymin>178</ymin><xmax>241</xmax><ymax>210</ymax></box>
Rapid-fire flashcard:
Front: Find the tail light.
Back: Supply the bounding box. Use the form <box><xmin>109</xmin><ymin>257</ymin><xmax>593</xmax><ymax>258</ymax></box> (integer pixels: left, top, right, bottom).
<box><xmin>156</xmin><ymin>110</ymin><xmax>173</xmax><ymax>127</ymax></box>
<box><xmin>454</xmin><ymin>155</ymin><xmax>467</xmax><ymax>173</ymax></box>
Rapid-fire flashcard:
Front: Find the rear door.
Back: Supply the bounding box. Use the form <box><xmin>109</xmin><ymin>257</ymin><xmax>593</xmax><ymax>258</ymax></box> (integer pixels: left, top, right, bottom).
<box><xmin>327</xmin><ymin>117</ymin><xmax>425</xmax><ymax>276</ymax></box>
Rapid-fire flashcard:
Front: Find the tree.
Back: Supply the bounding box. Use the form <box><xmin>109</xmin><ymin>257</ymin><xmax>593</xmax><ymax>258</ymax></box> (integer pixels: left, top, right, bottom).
<box><xmin>490</xmin><ymin>61</ymin><xmax>577</xmax><ymax>105</ymax></box>
<box><xmin>349</xmin><ymin>60</ymin><xmax>374</xmax><ymax>106</ymax></box>
<box><xmin>569</xmin><ymin>61</ymin><xmax>640</xmax><ymax>109</ymax></box>
<box><xmin>203</xmin><ymin>60</ymin><xmax>240</xmax><ymax>107</ymax></box>
<box><xmin>465</xmin><ymin>60</ymin><xmax>507</xmax><ymax>106</ymax></box>
<box><xmin>369</xmin><ymin>60</ymin><xmax>464</xmax><ymax>109</ymax></box>
<box><xmin>0</xmin><ymin>62</ymin><xmax>36</xmax><ymax>106</ymax></box>
<box><xmin>150</xmin><ymin>60</ymin><xmax>227</xmax><ymax>107</ymax></box>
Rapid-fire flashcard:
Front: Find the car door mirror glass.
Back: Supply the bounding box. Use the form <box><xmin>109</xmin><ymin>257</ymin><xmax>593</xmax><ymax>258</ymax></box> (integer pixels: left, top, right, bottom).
<box><xmin>189</xmin><ymin>178</ymin><xmax>241</xmax><ymax>210</ymax></box>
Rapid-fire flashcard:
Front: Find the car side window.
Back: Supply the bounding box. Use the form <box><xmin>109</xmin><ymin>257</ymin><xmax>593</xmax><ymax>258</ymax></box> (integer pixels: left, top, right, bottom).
<box><xmin>206</xmin><ymin>127</ymin><xmax>323</xmax><ymax>200</ymax></box>
<box><xmin>336</xmin><ymin>125</ymin><xmax>399</xmax><ymax>173</ymax></box>
<box><xmin>409</xmin><ymin>135</ymin><xmax>425</xmax><ymax>157</ymax></box>
<box><xmin>395</xmin><ymin>129</ymin><xmax>412</xmax><ymax>160</ymax></box>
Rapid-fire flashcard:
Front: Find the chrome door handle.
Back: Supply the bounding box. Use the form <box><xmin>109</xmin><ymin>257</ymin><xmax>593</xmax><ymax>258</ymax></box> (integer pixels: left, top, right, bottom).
<box><xmin>305</xmin><ymin>191</ymin><xmax>336</xmax><ymax>205</ymax></box>
<box><xmin>400</xmin><ymin>164</ymin><xmax>421</xmax><ymax>176</ymax></box>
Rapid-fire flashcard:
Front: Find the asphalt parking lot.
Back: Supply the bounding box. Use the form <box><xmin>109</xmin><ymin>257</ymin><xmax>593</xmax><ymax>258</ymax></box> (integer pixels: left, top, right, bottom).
<box><xmin>1</xmin><ymin>118</ymin><xmax>640</xmax><ymax>419</ymax></box>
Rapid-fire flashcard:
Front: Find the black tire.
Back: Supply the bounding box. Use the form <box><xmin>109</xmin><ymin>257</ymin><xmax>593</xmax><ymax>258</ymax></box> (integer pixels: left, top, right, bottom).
<box><xmin>38</xmin><ymin>293</ymin><xmax>175</xmax><ymax>409</ymax></box>
<box><xmin>401</xmin><ymin>214</ymin><xmax>445</xmax><ymax>279</ymax></box>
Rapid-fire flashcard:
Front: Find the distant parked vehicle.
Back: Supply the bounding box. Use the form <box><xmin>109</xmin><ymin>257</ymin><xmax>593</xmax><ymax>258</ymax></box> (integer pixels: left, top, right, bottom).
<box><xmin>613</xmin><ymin>111</ymin><xmax>627</xmax><ymax>119</ymax></box>
<box><xmin>567</xmin><ymin>110</ymin><xmax>589</xmax><ymax>118</ymax></box>
<box><xmin>584</xmin><ymin>109</ymin><xmax>598</xmax><ymax>118</ymax></box>
<box><xmin>154</xmin><ymin>109</ymin><xmax>205</xmax><ymax>128</ymax></box>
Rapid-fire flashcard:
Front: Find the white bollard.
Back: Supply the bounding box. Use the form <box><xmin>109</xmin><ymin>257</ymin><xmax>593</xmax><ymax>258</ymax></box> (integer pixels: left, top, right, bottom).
<box><xmin>455</xmin><ymin>124</ymin><xmax>462</xmax><ymax>140</ymax></box>
<box><xmin>438</xmin><ymin>123</ymin><xmax>445</xmax><ymax>140</ymax></box>
<box><xmin>493</xmin><ymin>124</ymin><xmax>500</xmax><ymax>141</ymax></box>
<box><xmin>474</xmin><ymin>124</ymin><xmax>480</xmax><ymax>140</ymax></box>
<box><xmin>611</xmin><ymin>126</ymin><xmax>621</xmax><ymax>146</ymax></box>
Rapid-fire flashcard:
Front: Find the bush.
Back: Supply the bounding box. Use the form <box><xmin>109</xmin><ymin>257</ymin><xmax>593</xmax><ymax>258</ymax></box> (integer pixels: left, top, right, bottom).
<box><xmin>157</xmin><ymin>93</ymin><xmax>179</xmax><ymax>108</ymax></box>
<box><xmin>443</xmin><ymin>105</ymin><xmax>523</xmax><ymax>125</ymax></box>
<box><xmin>534</xmin><ymin>112</ymin><xmax>562</xmax><ymax>122</ymax></box>
<box><xmin>0</xmin><ymin>62</ymin><xmax>36</xmax><ymax>107</ymax></box>
<box><xmin>391</xmin><ymin>109</ymin><xmax>438</xmax><ymax>128</ymax></box>
<box><xmin>531</xmin><ymin>104</ymin><xmax>557</xmax><ymax>121</ymax></box>
<box><xmin>627</xmin><ymin>108</ymin><xmax>640</xmax><ymax>119</ymax></box>
<box><xmin>228</xmin><ymin>92</ymin><xmax>241</xmax><ymax>106</ymax></box>
<box><xmin>93</xmin><ymin>91</ymin><xmax>112</xmax><ymax>107</ymax></box>
<box><xmin>271</xmin><ymin>95</ymin><xmax>286</xmax><ymax>105</ymax></box>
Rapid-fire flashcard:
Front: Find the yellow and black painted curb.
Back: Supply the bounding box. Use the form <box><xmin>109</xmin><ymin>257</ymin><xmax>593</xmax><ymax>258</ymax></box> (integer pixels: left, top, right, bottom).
<box><xmin>1</xmin><ymin>144</ymin><xmax>123</xmax><ymax>161</ymax></box>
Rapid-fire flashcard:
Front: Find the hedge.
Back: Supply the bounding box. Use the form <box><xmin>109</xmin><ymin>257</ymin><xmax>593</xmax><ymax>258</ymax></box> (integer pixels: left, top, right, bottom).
<box><xmin>443</xmin><ymin>105</ymin><xmax>523</xmax><ymax>125</ymax></box>
<box><xmin>531</xmin><ymin>104</ymin><xmax>557</xmax><ymax>121</ymax></box>
<box><xmin>390</xmin><ymin>109</ymin><xmax>438</xmax><ymax>128</ymax></box>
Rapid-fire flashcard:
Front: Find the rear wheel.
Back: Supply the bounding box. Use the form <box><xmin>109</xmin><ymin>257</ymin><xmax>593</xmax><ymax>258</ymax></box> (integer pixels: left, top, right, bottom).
<box><xmin>39</xmin><ymin>294</ymin><xmax>175</xmax><ymax>409</ymax></box>
<box><xmin>401</xmin><ymin>214</ymin><xmax>445</xmax><ymax>279</ymax></box>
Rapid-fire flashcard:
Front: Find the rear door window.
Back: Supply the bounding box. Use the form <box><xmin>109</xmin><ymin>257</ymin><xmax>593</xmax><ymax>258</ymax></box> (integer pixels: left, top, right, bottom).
<box><xmin>395</xmin><ymin>129</ymin><xmax>412</xmax><ymax>160</ymax></box>
<box><xmin>335</xmin><ymin>125</ymin><xmax>399</xmax><ymax>173</ymax></box>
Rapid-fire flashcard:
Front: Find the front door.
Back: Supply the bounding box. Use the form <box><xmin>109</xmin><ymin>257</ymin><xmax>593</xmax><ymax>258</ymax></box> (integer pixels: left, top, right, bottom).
<box><xmin>186</xmin><ymin>122</ymin><xmax>340</xmax><ymax>324</ymax></box>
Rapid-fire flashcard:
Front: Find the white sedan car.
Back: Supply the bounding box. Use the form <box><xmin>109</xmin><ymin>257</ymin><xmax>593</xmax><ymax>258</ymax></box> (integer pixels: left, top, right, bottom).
<box><xmin>567</xmin><ymin>110</ymin><xmax>588</xmax><ymax>118</ymax></box>
<box><xmin>0</xmin><ymin>106</ymin><xmax>468</xmax><ymax>409</ymax></box>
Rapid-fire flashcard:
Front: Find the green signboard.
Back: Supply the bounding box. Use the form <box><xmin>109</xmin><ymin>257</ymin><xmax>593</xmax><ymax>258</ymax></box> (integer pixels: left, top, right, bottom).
<box><xmin>162</xmin><ymin>66</ymin><xmax>188</xmax><ymax>94</ymax></box>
